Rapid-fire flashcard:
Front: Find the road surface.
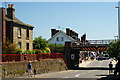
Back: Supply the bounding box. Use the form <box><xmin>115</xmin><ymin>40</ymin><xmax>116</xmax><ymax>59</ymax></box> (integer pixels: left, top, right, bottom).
<box><xmin>9</xmin><ymin>59</ymin><xmax>118</xmax><ymax>80</ymax></box>
<box><xmin>37</xmin><ymin>60</ymin><xmax>114</xmax><ymax>78</ymax></box>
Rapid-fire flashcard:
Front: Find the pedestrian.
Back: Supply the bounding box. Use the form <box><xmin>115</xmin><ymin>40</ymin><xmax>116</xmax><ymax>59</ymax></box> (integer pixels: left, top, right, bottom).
<box><xmin>114</xmin><ymin>58</ymin><xmax>120</xmax><ymax>76</ymax></box>
<box><xmin>24</xmin><ymin>53</ymin><xmax>27</xmax><ymax>61</ymax></box>
<box><xmin>33</xmin><ymin>67</ymin><xmax>37</xmax><ymax>77</ymax></box>
<box><xmin>27</xmin><ymin>61</ymin><xmax>32</xmax><ymax>77</ymax></box>
<box><xmin>109</xmin><ymin>62</ymin><xmax>113</xmax><ymax>74</ymax></box>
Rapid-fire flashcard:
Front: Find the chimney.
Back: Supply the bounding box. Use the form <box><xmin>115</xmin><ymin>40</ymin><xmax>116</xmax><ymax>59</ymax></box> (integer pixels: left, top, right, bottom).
<box><xmin>83</xmin><ymin>33</ymin><xmax>86</xmax><ymax>42</ymax></box>
<box><xmin>51</xmin><ymin>29</ymin><xmax>56</xmax><ymax>37</ymax></box>
<box><xmin>81</xmin><ymin>33</ymin><xmax>86</xmax><ymax>42</ymax></box>
<box><xmin>81</xmin><ymin>36</ymin><xmax>83</xmax><ymax>42</ymax></box>
<box><xmin>2</xmin><ymin>8</ymin><xmax>6</xmax><ymax>45</ymax></box>
<box><xmin>66</xmin><ymin>28</ymin><xmax>70</xmax><ymax>36</ymax></box>
<box><xmin>70</xmin><ymin>30</ymin><xmax>73</xmax><ymax>37</ymax></box>
<box><xmin>7</xmin><ymin>4</ymin><xmax>15</xmax><ymax>20</ymax></box>
<box><xmin>56</xmin><ymin>30</ymin><xmax>59</xmax><ymax>33</ymax></box>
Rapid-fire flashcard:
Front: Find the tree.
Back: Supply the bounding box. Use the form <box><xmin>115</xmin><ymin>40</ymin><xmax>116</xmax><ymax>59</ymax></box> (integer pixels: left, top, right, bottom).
<box><xmin>33</xmin><ymin>36</ymin><xmax>48</xmax><ymax>49</ymax></box>
<box><xmin>108</xmin><ymin>40</ymin><xmax>120</xmax><ymax>59</ymax></box>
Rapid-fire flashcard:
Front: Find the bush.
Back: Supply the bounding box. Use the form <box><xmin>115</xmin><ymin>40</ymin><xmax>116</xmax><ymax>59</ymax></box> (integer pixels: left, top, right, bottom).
<box><xmin>23</xmin><ymin>50</ymin><xmax>34</xmax><ymax>54</ymax></box>
<box><xmin>48</xmin><ymin>44</ymin><xmax>64</xmax><ymax>53</ymax></box>
<box><xmin>2</xmin><ymin>41</ymin><xmax>18</xmax><ymax>54</ymax></box>
<box><xmin>16</xmin><ymin>49</ymin><xmax>22</xmax><ymax>54</ymax></box>
<box><xmin>33</xmin><ymin>49</ymin><xmax>42</xmax><ymax>54</ymax></box>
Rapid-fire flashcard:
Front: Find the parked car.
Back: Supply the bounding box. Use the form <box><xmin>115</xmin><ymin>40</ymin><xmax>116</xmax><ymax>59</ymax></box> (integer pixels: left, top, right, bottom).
<box><xmin>96</xmin><ymin>57</ymin><xmax>106</xmax><ymax>60</ymax></box>
<box><xmin>104</xmin><ymin>54</ymin><xmax>109</xmax><ymax>60</ymax></box>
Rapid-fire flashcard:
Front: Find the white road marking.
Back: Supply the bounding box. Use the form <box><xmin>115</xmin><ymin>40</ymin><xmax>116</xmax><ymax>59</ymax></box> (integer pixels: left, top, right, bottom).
<box><xmin>75</xmin><ymin>74</ymin><xmax>80</xmax><ymax>77</ymax></box>
<box><xmin>64</xmin><ymin>77</ymin><xmax>69</xmax><ymax>78</ymax></box>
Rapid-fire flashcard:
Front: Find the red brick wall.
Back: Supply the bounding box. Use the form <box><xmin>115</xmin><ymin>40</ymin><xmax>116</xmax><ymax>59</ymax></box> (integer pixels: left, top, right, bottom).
<box><xmin>1</xmin><ymin>53</ymin><xmax>66</xmax><ymax>63</ymax></box>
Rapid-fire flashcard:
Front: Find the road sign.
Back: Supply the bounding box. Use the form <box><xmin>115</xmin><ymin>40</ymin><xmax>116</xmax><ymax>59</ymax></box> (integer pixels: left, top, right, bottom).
<box><xmin>71</xmin><ymin>54</ymin><xmax>75</xmax><ymax>59</ymax></box>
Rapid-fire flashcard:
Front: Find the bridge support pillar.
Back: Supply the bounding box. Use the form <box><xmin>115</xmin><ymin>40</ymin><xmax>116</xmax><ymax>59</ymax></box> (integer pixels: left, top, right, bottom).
<box><xmin>64</xmin><ymin>42</ymin><xmax>79</xmax><ymax>69</ymax></box>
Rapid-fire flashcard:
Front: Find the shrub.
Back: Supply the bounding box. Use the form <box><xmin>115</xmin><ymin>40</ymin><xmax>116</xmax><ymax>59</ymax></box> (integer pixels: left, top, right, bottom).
<box><xmin>24</xmin><ymin>50</ymin><xmax>33</xmax><ymax>54</ymax></box>
<box><xmin>45</xmin><ymin>47</ymin><xmax>51</xmax><ymax>53</ymax></box>
<box><xmin>16</xmin><ymin>49</ymin><xmax>22</xmax><ymax>54</ymax></box>
<box><xmin>2</xmin><ymin>41</ymin><xmax>18</xmax><ymax>54</ymax></box>
<box><xmin>33</xmin><ymin>49</ymin><xmax>42</xmax><ymax>54</ymax></box>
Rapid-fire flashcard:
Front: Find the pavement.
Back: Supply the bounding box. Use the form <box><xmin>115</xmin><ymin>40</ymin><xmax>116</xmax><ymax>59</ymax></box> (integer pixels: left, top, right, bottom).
<box><xmin>79</xmin><ymin>60</ymin><xmax>92</xmax><ymax>67</ymax></box>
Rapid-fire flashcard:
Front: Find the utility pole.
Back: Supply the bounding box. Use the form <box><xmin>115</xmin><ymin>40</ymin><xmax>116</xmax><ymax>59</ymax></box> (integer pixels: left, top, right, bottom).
<box><xmin>115</xmin><ymin>1</ymin><xmax>120</xmax><ymax>40</ymax></box>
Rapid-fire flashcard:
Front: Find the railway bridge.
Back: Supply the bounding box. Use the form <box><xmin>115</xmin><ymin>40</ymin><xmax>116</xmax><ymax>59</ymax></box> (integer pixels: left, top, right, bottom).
<box><xmin>64</xmin><ymin>39</ymin><xmax>115</xmax><ymax>69</ymax></box>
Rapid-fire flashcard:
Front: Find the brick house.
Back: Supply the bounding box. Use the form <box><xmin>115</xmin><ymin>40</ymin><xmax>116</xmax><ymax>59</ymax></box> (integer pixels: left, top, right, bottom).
<box><xmin>1</xmin><ymin>4</ymin><xmax>34</xmax><ymax>52</ymax></box>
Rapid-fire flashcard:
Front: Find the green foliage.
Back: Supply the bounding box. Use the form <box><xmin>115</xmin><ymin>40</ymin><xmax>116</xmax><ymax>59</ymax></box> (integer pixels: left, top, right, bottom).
<box><xmin>2</xmin><ymin>66</ymin><xmax>7</xmax><ymax>71</ymax></box>
<box><xmin>24</xmin><ymin>50</ymin><xmax>35</xmax><ymax>54</ymax></box>
<box><xmin>48</xmin><ymin>44</ymin><xmax>64</xmax><ymax>47</ymax></box>
<box><xmin>108</xmin><ymin>40</ymin><xmax>120</xmax><ymax>58</ymax></box>
<box><xmin>16</xmin><ymin>49</ymin><xmax>22</xmax><ymax>54</ymax></box>
<box><xmin>45</xmin><ymin>47</ymin><xmax>51</xmax><ymax>53</ymax></box>
<box><xmin>33</xmin><ymin>36</ymin><xmax>48</xmax><ymax>49</ymax></box>
<box><xmin>33</xmin><ymin>49</ymin><xmax>42</xmax><ymax>54</ymax></box>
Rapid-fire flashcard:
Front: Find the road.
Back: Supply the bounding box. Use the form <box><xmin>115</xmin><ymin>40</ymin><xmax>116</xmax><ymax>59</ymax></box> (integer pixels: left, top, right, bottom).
<box><xmin>38</xmin><ymin>60</ymin><xmax>112</xmax><ymax>78</ymax></box>
<box><xmin>14</xmin><ymin>59</ymin><xmax>118</xmax><ymax>80</ymax></box>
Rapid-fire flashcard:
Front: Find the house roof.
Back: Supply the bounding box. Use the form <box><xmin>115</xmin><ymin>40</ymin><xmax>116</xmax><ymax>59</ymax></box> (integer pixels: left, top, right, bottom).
<box><xmin>6</xmin><ymin>16</ymin><xmax>34</xmax><ymax>28</ymax></box>
<box><xmin>48</xmin><ymin>30</ymin><xmax>76</xmax><ymax>42</ymax></box>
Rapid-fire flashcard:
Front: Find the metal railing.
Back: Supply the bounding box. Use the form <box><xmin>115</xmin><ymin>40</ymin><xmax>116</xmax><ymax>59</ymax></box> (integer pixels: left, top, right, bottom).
<box><xmin>87</xmin><ymin>39</ymin><xmax>115</xmax><ymax>44</ymax></box>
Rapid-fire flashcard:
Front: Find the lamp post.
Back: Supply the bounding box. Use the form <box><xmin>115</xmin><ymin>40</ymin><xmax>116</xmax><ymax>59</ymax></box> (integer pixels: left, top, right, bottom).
<box><xmin>115</xmin><ymin>5</ymin><xmax>120</xmax><ymax>40</ymax></box>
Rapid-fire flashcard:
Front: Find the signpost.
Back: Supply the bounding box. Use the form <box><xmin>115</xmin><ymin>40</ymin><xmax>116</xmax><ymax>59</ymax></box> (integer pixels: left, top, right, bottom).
<box><xmin>71</xmin><ymin>54</ymin><xmax>75</xmax><ymax>60</ymax></box>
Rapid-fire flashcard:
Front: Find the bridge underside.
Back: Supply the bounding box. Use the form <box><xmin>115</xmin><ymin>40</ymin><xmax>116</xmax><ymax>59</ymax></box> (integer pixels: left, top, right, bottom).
<box><xmin>64</xmin><ymin>42</ymin><xmax>110</xmax><ymax>69</ymax></box>
<box><xmin>72</xmin><ymin>44</ymin><xmax>109</xmax><ymax>51</ymax></box>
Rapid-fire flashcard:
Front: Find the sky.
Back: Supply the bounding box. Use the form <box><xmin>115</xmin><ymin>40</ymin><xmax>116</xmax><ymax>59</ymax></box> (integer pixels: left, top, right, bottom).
<box><xmin>0</xmin><ymin>2</ymin><xmax>119</xmax><ymax>40</ymax></box>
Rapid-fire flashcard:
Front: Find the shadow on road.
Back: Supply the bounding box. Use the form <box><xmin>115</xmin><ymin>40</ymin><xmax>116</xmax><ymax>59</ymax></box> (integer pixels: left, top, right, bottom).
<box><xmin>70</xmin><ymin>67</ymin><xmax>115</xmax><ymax>70</ymax></box>
<box><xmin>97</xmin><ymin>74</ymin><xmax>120</xmax><ymax>80</ymax></box>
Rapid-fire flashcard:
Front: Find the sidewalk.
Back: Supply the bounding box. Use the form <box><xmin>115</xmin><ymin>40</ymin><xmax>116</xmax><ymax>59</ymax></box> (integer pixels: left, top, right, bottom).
<box><xmin>111</xmin><ymin>59</ymin><xmax>117</xmax><ymax>68</ymax></box>
<box><xmin>79</xmin><ymin>60</ymin><xmax>92</xmax><ymax>67</ymax></box>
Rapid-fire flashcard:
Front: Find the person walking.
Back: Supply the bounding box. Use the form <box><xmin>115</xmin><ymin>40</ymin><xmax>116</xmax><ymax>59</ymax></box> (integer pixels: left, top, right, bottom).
<box><xmin>114</xmin><ymin>58</ymin><xmax>120</xmax><ymax>76</ymax></box>
<box><xmin>109</xmin><ymin>62</ymin><xmax>113</xmax><ymax>74</ymax></box>
<box><xmin>33</xmin><ymin>67</ymin><xmax>37</xmax><ymax>77</ymax></box>
<box><xmin>27</xmin><ymin>61</ymin><xmax>32</xmax><ymax>77</ymax></box>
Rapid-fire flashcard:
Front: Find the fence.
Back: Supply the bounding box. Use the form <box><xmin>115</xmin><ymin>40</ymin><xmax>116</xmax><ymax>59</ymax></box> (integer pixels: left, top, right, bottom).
<box><xmin>1</xmin><ymin>53</ymin><xmax>65</xmax><ymax>62</ymax></box>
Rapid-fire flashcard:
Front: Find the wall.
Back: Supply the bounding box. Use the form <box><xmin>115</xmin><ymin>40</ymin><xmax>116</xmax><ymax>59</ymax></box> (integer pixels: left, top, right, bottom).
<box><xmin>13</xmin><ymin>26</ymin><xmax>33</xmax><ymax>51</ymax></box>
<box><xmin>2</xmin><ymin>59</ymin><xmax>67</xmax><ymax>78</ymax></box>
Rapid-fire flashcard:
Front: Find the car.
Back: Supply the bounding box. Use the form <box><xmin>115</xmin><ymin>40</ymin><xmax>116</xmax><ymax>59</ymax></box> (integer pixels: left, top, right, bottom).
<box><xmin>96</xmin><ymin>57</ymin><xmax>106</xmax><ymax>60</ymax></box>
<box><xmin>104</xmin><ymin>54</ymin><xmax>109</xmax><ymax>60</ymax></box>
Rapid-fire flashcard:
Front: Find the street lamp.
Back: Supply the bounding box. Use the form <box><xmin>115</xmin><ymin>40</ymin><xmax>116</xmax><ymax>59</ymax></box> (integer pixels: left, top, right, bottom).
<box><xmin>115</xmin><ymin>5</ymin><xmax>120</xmax><ymax>40</ymax></box>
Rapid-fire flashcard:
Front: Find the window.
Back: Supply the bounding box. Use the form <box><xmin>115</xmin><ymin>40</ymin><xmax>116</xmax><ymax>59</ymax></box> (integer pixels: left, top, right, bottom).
<box><xmin>61</xmin><ymin>37</ymin><xmax>64</xmax><ymax>41</ymax></box>
<box><xmin>26</xmin><ymin>29</ymin><xmax>29</xmax><ymax>39</ymax></box>
<box><xmin>26</xmin><ymin>43</ymin><xmax>29</xmax><ymax>50</ymax></box>
<box><xmin>18</xmin><ymin>42</ymin><xmax>21</xmax><ymax>49</ymax></box>
<box><xmin>18</xmin><ymin>27</ymin><xmax>21</xmax><ymax>38</ymax></box>
<box><xmin>56</xmin><ymin>37</ymin><xmax>59</xmax><ymax>41</ymax></box>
